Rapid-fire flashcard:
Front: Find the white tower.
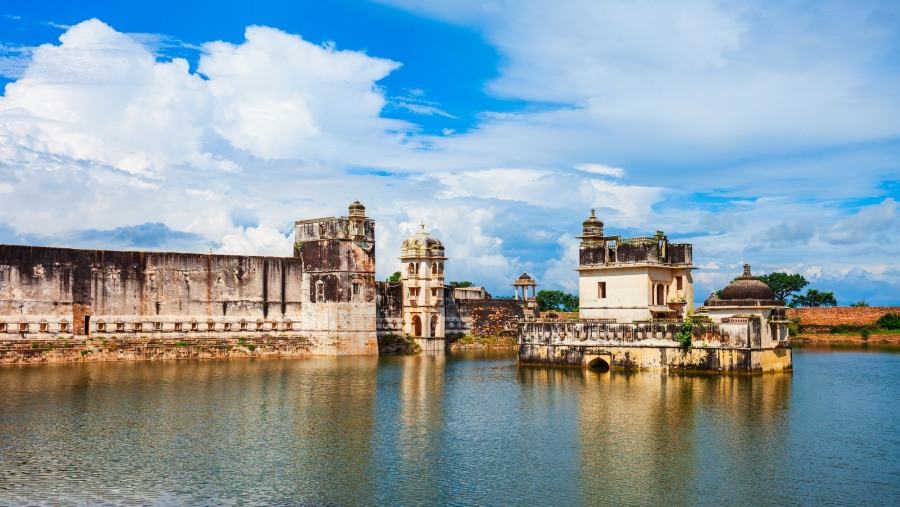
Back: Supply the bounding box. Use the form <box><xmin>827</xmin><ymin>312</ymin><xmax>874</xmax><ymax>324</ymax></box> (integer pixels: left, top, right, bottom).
<box><xmin>400</xmin><ymin>223</ymin><xmax>447</xmax><ymax>342</ymax></box>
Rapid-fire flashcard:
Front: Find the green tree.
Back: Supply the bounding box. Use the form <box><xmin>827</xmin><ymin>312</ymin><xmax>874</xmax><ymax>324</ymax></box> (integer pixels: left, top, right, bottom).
<box><xmin>789</xmin><ymin>289</ymin><xmax>837</xmax><ymax>308</ymax></box>
<box><xmin>449</xmin><ymin>281</ymin><xmax>474</xmax><ymax>288</ymax></box>
<box><xmin>850</xmin><ymin>301</ymin><xmax>870</xmax><ymax>307</ymax></box>
<box><xmin>536</xmin><ymin>290</ymin><xmax>579</xmax><ymax>312</ymax></box>
<box><xmin>387</xmin><ymin>271</ymin><xmax>401</xmax><ymax>282</ymax></box>
<box><xmin>757</xmin><ymin>272</ymin><xmax>809</xmax><ymax>301</ymax></box>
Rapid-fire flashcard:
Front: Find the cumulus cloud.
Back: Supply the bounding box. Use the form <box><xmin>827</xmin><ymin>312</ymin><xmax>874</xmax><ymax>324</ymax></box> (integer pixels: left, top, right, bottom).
<box><xmin>1</xmin><ymin>10</ymin><xmax>898</xmax><ymax>303</ymax></box>
<box><xmin>200</xmin><ymin>27</ymin><xmax>407</xmax><ymax>160</ymax></box>
<box><xmin>822</xmin><ymin>198</ymin><xmax>899</xmax><ymax>245</ymax></box>
<box><xmin>380</xmin><ymin>0</ymin><xmax>900</xmax><ymax>182</ymax></box>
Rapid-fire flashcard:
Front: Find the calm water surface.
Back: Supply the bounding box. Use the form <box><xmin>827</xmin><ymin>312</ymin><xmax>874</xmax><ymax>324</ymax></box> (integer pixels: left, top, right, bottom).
<box><xmin>0</xmin><ymin>346</ymin><xmax>898</xmax><ymax>506</ymax></box>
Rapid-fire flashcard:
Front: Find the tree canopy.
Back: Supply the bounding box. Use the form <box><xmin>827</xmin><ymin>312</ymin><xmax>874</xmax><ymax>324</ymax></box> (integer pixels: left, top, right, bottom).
<box><xmin>536</xmin><ymin>290</ymin><xmax>579</xmax><ymax>312</ymax></box>
<box><xmin>756</xmin><ymin>272</ymin><xmax>808</xmax><ymax>301</ymax></box>
<box><xmin>449</xmin><ymin>281</ymin><xmax>474</xmax><ymax>288</ymax></box>
<box><xmin>789</xmin><ymin>289</ymin><xmax>837</xmax><ymax>308</ymax></box>
<box><xmin>387</xmin><ymin>271</ymin><xmax>401</xmax><ymax>282</ymax></box>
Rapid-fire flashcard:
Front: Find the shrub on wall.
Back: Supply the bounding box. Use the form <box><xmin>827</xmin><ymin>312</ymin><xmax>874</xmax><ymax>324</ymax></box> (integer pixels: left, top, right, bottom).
<box><xmin>876</xmin><ymin>313</ymin><xmax>900</xmax><ymax>330</ymax></box>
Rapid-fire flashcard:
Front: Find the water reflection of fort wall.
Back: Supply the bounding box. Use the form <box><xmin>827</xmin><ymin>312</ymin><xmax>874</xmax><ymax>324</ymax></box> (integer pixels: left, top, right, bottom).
<box><xmin>0</xmin><ymin>358</ymin><xmax>384</xmax><ymax>505</ymax></box>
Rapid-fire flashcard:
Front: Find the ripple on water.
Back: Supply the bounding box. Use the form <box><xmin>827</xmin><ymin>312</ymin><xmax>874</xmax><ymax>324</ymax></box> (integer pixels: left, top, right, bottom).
<box><xmin>0</xmin><ymin>351</ymin><xmax>898</xmax><ymax>505</ymax></box>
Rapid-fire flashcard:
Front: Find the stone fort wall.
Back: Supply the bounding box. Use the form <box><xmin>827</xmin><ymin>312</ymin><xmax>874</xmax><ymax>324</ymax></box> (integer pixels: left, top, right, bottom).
<box><xmin>786</xmin><ymin>307</ymin><xmax>900</xmax><ymax>326</ymax></box>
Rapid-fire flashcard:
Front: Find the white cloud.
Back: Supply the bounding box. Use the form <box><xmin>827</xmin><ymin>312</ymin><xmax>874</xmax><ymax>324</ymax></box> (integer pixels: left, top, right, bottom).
<box><xmin>217</xmin><ymin>225</ymin><xmax>294</xmax><ymax>257</ymax></box>
<box><xmin>822</xmin><ymin>198</ymin><xmax>899</xmax><ymax>245</ymax></box>
<box><xmin>1</xmin><ymin>10</ymin><xmax>898</xmax><ymax>303</ymax></box>
<box><xmin>575</xmin><ymin>163</ymin><xmax>624</xmax><ymax>178</ymax></box>
<box><xmin>200</xmin><ymin>27</ymin><xmax>407</xmax><ymax>160</ymax></box>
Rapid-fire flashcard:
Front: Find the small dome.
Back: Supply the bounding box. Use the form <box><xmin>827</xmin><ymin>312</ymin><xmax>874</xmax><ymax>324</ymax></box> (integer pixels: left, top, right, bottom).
<box><xmin>720</xmin><ymin>264</ymin><xmax>775</xmax><ymax>301</ymax></box>
<box><xmin>582</xmin><ymin>208</ymin><xmax>604</xmax><ymax>236</ymax></box>
<box><xmin>513</xmin><ymin>272</ymin><xmax>537</xmax><ymax>286</ymax></box>
<box><xmin>400</xmin><ymin>222</ymin><xmax>445</xmax><ymax>258</ymax></box>
<box><xmin>348</xmin><ymin>201</ymin><xmax>366</xmax><ymax>216</ymax></box>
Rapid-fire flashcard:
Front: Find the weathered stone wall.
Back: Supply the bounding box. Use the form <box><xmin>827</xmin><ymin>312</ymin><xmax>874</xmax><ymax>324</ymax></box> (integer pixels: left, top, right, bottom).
<box><xmin>786</xmin><ymin>306</ymin><xmax>900</xmax><ymax>326</ymax></box>
<box><xmin>1</xmin><ymin>224</ymin><xmax>380</xmax><ymax>357</ymax></box>
<box><xmin>0</xmin><ymin>335</ymin><xmax>318</xmax><ymax>364</ymax></box>
<box><xmin>442</xmin><ymin>286</ymin><xmax>466</xmax><ymax>337</ymax></box>
<box><xmin>518</xmin><ymin>343</ymin><xmax>791</xmax><ymax>372</ymax></box>
<box><xmin>520</xmin><ymin>319</ymin><xmax>757</xmax><ymax>348</ymax></box>
<box><xmin>0</xmin><ymin>245</ymin><xmax>304</xmax><ymax>335</ymax></box>
<box><xmin>457</xmin><ymin>299</ymin><xmax>524</xmax><ymax>337</ymax></box>
<box><xmin>517</xmin><ymin>318</ymin><xmax>792</xmax><ymax>372</ymax></box>
<box><xmin>294</xmin><ymin>215</ymin><xmax>378</xmax><ymax>355</ymax></box>
<box><xmin>375</xmin><ymin>281</ymin><xmax>403</xmax><ymax>337</ymax></box>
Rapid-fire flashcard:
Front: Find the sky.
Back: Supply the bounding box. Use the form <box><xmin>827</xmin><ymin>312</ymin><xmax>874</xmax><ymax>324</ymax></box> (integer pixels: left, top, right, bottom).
<box><xmin>1</xmin><ymin>0</ymin><xmax>899</xmax><ymax>305</ymax></box>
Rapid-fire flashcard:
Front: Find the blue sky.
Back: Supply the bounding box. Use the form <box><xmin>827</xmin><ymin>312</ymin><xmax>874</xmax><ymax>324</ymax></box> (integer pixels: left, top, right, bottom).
<box><xmin>1</xmin><ymin>0</ymin><xmax>899</xmax><ymax>305</ymax></box>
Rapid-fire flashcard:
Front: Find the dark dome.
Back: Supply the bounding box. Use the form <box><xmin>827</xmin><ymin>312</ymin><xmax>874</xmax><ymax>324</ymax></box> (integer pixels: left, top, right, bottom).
<box><xmin>348</xmin><ymin>201</ymin><xmax>366</xmax><ymax>214</ymax></box>
<box><xmin>513</xmin><ymin>272</ymin><xmax>537</xmax><ymax>286</ymax></box>
<box><xmin>582</xmin><ymin>208</ymin><xmax>604</xmax><ymax>229</ymax></box>
<box><xmin>720</xmin><ymin>264</ymin><xmax>774</xmax><ymax>301</ymax></box>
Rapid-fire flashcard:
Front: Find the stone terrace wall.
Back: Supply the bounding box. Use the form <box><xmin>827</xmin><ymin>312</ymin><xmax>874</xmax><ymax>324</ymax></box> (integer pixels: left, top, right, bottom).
<box><xmin>520</xmin><ymin>319</ymin><xmax>759</xmax><ymax>348</ymax></box>
<box><xmin>786</xmin><ymin>307</ymin><xmax>900</xmax><ymax>326</ymax></box>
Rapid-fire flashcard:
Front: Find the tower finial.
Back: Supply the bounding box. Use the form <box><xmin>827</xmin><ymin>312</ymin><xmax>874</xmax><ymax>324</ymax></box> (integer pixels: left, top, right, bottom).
<box><xmin>590</xmin><ymin>208</ymin><xmax>596</xmax><ymax>217</ymax></box>
<box><xmin>420</xmin><ymin>221</ymin><xmax>426</xmax><ymax>232</ymax></box>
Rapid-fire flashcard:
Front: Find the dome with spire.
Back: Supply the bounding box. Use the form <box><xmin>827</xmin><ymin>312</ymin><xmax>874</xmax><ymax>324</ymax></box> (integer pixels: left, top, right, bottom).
<box><xmin>513</xmin><ymin>272</ymin><xmax>538</xmax><ymax>286</ymax></box>
<box><xmin>705</xmin><ymin>263</ymin><xmax>782</xmax><ymax>307</ymax></box>
<box><xmin>400</xmin><ymin>223</ymin><xmax>445</xmax><ymax>258</ymax></box>
<box><xmin>348</xmin><ymin>200</ymin><xmax>366</xmax><ymax>217</ymax></box>
<box><xmin>582</xmin><ymin>208</ymin><xmax>604</xmax><ymax>237</ymax></box>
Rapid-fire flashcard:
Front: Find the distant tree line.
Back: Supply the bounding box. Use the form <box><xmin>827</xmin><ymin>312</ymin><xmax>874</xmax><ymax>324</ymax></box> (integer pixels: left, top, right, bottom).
<box><xmin>733</xmin><ymin>271</ymin><xmax>838</xmax><ymax>308</ymax></box>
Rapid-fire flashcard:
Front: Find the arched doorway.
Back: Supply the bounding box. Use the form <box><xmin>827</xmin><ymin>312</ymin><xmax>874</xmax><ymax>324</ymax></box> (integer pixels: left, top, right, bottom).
<box><xmin>587</xmin><ymin>357</ymin><xmax>610</xmax><ymax>372</ymax></box>
<box><xmin>431</xmin><ymin>315</ymin><xmax>439</xmax><ymax>337</ymax></box>
<box><xmin>412</xmin><ymin>315</ymin><xmax>422</xmax><ymax>336</ymax></box>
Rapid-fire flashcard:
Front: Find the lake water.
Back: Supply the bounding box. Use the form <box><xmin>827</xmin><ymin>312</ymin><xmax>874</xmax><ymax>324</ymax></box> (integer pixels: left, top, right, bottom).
<box><xmin>0</xmin><ymin>346</ymin><xmax>898</xmax><ymax>506</ymax></box>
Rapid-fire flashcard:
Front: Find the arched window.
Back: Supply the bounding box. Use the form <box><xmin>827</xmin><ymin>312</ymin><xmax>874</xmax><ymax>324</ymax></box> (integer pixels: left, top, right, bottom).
<box><xmin>315</xmin><ymin>280</ymin><xmax>325</xmax><ymax>303</ymax></box>
<box><xmin>408</xmin><ymin>263</ymin><xmax>415</xmax><ymax>275</ymax></box>
<box><xmin>431</xmin><ymin>263</ymin><xmax>438</xmax><ymax>275</ymax></box>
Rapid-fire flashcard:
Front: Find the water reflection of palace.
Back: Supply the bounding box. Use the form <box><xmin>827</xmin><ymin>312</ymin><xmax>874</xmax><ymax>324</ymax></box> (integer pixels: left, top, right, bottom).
<box><xmin>517</xmin><ymin>367</ymin><xmax>792</xmax><ymax>505</ymax></box>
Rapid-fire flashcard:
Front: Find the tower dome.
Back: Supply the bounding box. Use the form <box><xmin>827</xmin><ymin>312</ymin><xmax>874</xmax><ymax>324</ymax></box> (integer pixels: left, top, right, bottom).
<box><xmin>400</xmin><ymin>223</ymin><xmax>445</xmax><ymax>259</ymax></box>
<box><xmin>582</xmin><ymin>208</ymin><xmax>604</xmax><ymax>237</ymax></box>
<box><xmin>348</xmin><ymin>200</ymin><xmax>366</xmax><ymax>217</ymax></box>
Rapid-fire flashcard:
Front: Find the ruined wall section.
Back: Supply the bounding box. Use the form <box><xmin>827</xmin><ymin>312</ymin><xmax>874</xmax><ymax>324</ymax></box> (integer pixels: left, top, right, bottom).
<box><xmin>375</xmin><ymin>281</ymin><xmax>403</xmax><ymax>337</ymax></box>
<box><xmin>294</xmin><ymin>216</ymin><xmax>378</xmax><ymax>355</ymax></box>
<box><xmin>442</xmin><ymin>286</ymin><xmax>466</xmax><ymax>337</ymax></box>
<box><xmin>456</xmin><ymin>299</ymin><xmax>524</xmax><ymax>337</ymax></box>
